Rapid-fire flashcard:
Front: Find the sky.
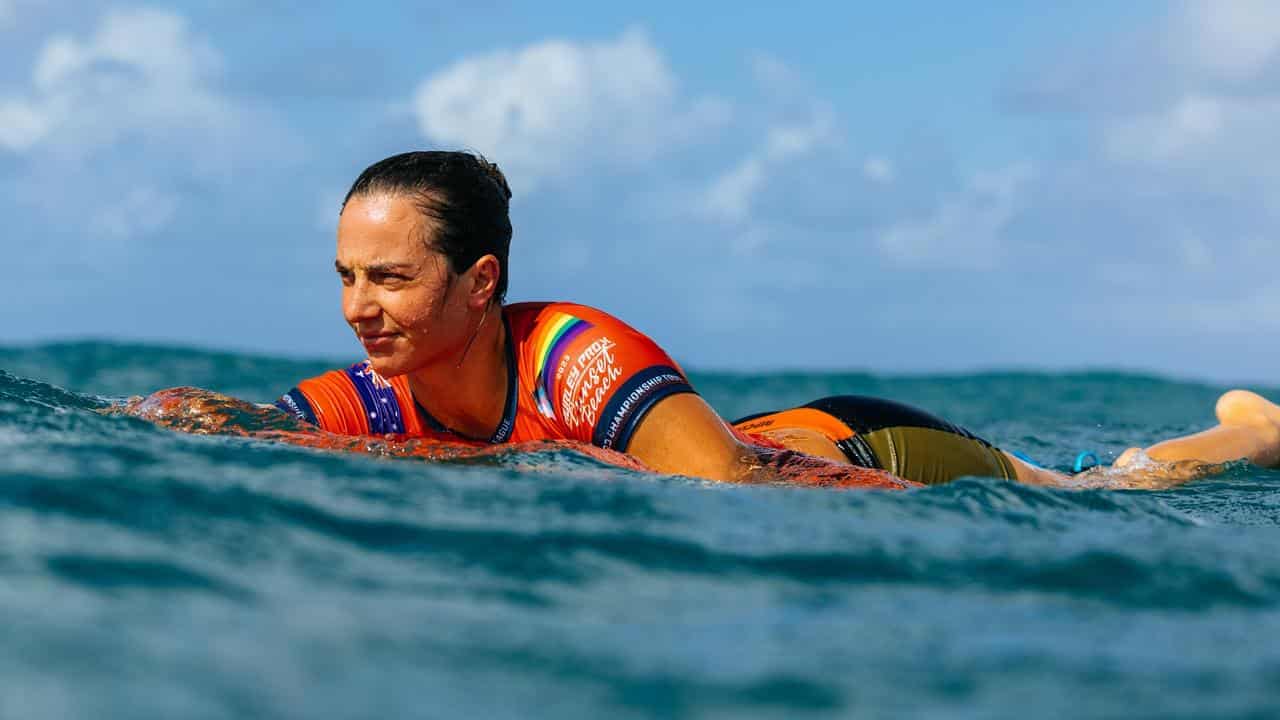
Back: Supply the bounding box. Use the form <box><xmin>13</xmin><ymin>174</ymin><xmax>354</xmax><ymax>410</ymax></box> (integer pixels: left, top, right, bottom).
<box><xmin>1</xmin><ymin>1</ymin><xmax>1278</xmax><ymax>382</ymax></box>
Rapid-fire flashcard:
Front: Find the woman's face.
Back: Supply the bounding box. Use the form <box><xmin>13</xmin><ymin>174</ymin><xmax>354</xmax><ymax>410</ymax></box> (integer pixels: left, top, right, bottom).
<box><xmin>335</xmin><ymin>193</ymin><xmax>471</xmax><ymax>378</ymax></box>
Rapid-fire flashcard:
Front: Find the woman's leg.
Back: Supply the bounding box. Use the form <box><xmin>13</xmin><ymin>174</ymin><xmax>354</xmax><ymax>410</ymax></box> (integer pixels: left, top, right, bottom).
<box><xmin>1001</xmin><ymin>453</ymin><xmax>1069</xmax><ymax>485</ymax></box>
<box><xmin>963</xmin><ymin>389</ymin><xmax>1280</xmax><ymax>488</ymax></box>
<box><xmin>1117</xmin><ymin>389</ymin><xmax>1280</xmax><ymax>468</ymax></box>
<box><xmin>737</xmin><ymin>390</ymin><xmax>1280</xmax><ymax>489</ymax></box>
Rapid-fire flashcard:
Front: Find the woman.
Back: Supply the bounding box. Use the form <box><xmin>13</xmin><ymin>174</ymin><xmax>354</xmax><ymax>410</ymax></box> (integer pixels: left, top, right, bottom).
<box><xmin>275</xmin><ymin>150</ymin><xmax>1280</xmax><ymax>488</ymax></box>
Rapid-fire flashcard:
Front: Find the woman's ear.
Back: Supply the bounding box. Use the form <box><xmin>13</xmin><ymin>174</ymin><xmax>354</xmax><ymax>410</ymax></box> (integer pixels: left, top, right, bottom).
<box><xmin>468</xmin><ymin>254</ymin><xmax>501</xmax><ymax>308</ymax></box>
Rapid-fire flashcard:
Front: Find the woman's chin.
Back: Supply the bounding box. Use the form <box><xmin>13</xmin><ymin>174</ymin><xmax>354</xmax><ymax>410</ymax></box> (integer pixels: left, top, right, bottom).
<box><xmin>365</xmin><ymin>356</ymin><xmax>411</xmax><ymax>379</ymax></box>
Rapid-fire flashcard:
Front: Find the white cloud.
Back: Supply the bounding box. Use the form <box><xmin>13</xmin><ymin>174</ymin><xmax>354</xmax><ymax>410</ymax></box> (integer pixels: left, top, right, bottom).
<box><xmin>88</xmin><ymin>186</ymin><xmax>178</xmax><ymax>240</ymax></box>
<box><xmin>1169</xmin><ymin>0</ymin><xmax>1280</xmax><ymax>81</ymax></box>
<box><xmin>863</xmin><ymin>156</ymin><xmax>894</xmax><ymax>184</ymax></box>
<box><xmin>702</xmin><ymin>106</ymin><xmax>834</xmax><ymax>223</ymax></box>
<box><xmin>1178</xmin><ymin>232</ymin><xmax>1212</xmax><ymax>269</ymax></box>
<box><xmin>0</xmin><ymin>8</ymin><xmax>235</xmax><ymax>155</ymax></box>
<box><xmin>0</xmin><ymin>99</ymin><xmax>45</xmax><ymax>150</ymax></box>
<box><xmin>748</xmin><ymin>52</ymin><xmax>809</xmax><ymax>100</ymax></box>
<box><xmin>703</xmin><ymin>158</ymin><xmax>765</xmax><ymax>224</ymax></box>
<box><xmin>1103</xmin><ymin>91</ymin><xmax>1280</xmax><ymax>183</ymax></box>
<box><xmin>763</xmin><ymin>114</ymin><xmax>831</xmax><ymax>158</ymax></box>
<box><xmin>413</xmin><ymin>28</ymin><xmax>727</xmax><ymax>192</ymax></box>
<box><xmin>696</xmin><ymin>53</ymin><xmax>845</xmax><ymax>226</ymax></box>
<box><xmin>1006</xmin><ymin>0</ymin><xmax>1280</xmax><ymax>291</ymax></box>
<box><xmin>1097</xmin><ymin>3</ymin><xmax>1280</xmax><ymax>175</ymax></box>
<box><xmin>1104</xmin><ymin>94</ymin><xmax>1224</xmax><ymax>163</ymax></box>
<box><xmin>0</xmin><ymin>7</ymin><xmax>289</xmax><ymax>246</ymax></box>
<box><xmin>876</xmin><ymin>163</ymin><xmax>1034</xmax><ymax>269</ymax></box>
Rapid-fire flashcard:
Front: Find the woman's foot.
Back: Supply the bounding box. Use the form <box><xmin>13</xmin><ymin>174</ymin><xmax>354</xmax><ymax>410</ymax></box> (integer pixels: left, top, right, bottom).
<box><xmin>1215</xmin><ymin>390</ymin><xmax>1280</xmax><ymax>446</ymax></box>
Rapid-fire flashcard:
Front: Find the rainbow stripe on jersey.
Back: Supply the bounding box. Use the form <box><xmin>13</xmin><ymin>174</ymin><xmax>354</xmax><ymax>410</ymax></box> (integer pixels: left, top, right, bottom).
<box><xmin>531</xmin><ymin>312</ymin><xmax>593</xmax><ymax>418</ymax></box>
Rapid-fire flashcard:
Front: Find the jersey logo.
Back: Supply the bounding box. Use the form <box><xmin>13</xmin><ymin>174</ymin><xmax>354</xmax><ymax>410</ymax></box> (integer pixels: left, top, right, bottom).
<box><xmin>531</xmin><ymin>312</ymin><xmax>593</xmax><ymax>418</ymax></box>
<box><xmin>275</xmin><ymin>389</ymin><xmax>317</xmax><ymax>425</ymax></box>
<box><xmin>560</xmin><ymin>336</ymin><xmax>622</xmax><ymax>430</ymax></box>
<box><xmin>593</xmin><ymin>365</ymin><xmax>693</xmax><ymax>450</ymax></box>
<box><xmin>344</xmin><ymin>360</ymin><xmax>406</xmax><ymax>435</ymax></box>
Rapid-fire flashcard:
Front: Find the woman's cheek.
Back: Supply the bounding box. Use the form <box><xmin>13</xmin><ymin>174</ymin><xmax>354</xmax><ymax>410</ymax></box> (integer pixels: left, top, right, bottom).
<box><xmin>392</xmin><ymin>297</ymin><xmax>438</xmax><ymax>332</ymax></box>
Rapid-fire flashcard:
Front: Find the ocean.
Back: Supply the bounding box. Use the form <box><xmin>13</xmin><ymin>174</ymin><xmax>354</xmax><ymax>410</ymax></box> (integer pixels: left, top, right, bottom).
<box><xmin>3</xmin><ymin>341</ymin><xmax>1279</xmax><ymax>719</ymax></box>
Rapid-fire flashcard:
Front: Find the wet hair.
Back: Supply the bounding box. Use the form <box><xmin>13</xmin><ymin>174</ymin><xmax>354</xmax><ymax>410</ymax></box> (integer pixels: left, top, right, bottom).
<box><xmin>342</xmin><ymin>150</ymin><xmax>513</xmax><ymax>302</ymax></box>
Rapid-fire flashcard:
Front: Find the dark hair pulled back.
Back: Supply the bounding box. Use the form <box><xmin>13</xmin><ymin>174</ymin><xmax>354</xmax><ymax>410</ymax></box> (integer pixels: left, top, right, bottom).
<box><xmin>342</xmin><ymin>150</ymin><xmax>513</xmax><ymax>302</ymax></box>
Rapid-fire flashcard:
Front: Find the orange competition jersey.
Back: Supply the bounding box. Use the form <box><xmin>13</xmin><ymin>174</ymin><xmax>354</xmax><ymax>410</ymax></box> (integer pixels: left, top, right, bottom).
<box><xmin>275</xmin><ymin>302</ymin><xmax>700</xmax><ymax>452</ymax></box>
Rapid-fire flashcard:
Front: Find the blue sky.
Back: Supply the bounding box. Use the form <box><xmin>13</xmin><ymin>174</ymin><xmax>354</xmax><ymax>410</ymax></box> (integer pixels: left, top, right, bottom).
<box><xmin>2</xmin><ymin>1</ymin><xmax>1278</xmax><ymax>382</ymax></box>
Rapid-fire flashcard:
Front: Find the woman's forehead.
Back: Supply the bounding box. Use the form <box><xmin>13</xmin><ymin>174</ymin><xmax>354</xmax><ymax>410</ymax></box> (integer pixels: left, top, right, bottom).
<box><xmin>342</xmin><ymin>192</ymin><xmax>414</xmax><ymax>221</ymax></box>
<box><xmin>337</xmin><ymin>193</ymin><xmax>432</xmax><ymax>263</ymax></box>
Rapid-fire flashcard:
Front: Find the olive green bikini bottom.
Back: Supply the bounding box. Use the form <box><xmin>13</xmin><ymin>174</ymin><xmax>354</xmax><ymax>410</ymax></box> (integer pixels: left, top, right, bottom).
<box><xmin>733</xmin><ymin>395</ymin><xmax>1016</xmax><ymax>486</ymax></box>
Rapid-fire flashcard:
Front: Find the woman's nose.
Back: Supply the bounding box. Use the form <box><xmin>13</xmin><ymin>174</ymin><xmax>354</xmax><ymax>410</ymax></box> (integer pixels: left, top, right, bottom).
<box><xmin>342</xmin><ymin>281</ymin><xmax>380</xmax><ymax>325</ymax></box>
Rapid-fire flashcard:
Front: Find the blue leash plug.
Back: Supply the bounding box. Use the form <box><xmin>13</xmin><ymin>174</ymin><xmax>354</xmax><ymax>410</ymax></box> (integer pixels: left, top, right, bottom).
<box><xmin>1073</xmin><ymin>451</ymin><xmax>1100</xmax><ymax>473</ymax></box>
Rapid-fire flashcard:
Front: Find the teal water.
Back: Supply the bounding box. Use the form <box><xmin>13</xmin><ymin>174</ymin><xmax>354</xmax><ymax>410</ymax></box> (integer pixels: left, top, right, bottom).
<box><xmin>3</xmin><ymin>342</ymin><xmax>1280</xmax><ymax>719</ymax></box>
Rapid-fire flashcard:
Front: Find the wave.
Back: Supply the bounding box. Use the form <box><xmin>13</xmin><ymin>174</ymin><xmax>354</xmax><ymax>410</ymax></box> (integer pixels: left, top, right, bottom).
<box><xmin>5</xmin><ymin>364</ymin><xmax>1280</xmax><ymax>614</ymax></box>
<box><xmin>0</xmin><ymin>368</ymin><xmax>107</xmax><ymax>411</ymax></box>
<box><xmin>6</xmin><ymin>454</ymin><xmax>1276</xmax><ymax>611</ymax></box>
<box><xmin>7</xmin><ymin>358</ymin><xmax>1280</xmax><ymax>719</ymax></box>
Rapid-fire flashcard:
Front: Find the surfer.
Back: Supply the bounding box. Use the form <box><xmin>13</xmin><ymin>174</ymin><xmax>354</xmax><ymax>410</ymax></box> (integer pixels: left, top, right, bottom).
<box><xmin>274</xmin><ymin>150</ymin><xmax>1280</xmax><ymax>489</ymax></box>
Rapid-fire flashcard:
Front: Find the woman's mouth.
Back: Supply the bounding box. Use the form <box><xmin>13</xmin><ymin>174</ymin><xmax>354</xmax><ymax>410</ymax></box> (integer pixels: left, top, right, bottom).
<box><xmin>359</xmin><ymin>333</ymin><xmax>399</xmax><ymax>352</ymax></box>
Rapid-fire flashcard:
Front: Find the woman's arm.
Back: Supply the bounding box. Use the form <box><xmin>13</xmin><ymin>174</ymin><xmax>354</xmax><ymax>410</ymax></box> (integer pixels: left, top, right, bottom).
<box><xmin>624</xmin><ymin>393</ymin><xmax>918</xmax><ymax>490</ymax></box>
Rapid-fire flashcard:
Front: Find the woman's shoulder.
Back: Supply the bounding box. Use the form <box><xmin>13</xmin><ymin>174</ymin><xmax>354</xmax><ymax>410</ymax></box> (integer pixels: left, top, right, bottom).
<box><xmin>502</xmin><ymin>301</ymin><xmax>693</xmax><ymax>449</ymax></box>
<box><xmin>503</xmin><ymin>300</ymin><xmax>637</xmax><ymax>332</ymax></box>
<box><xmin>504</xmin><ymin>299</ymin><xmax>684</xmax><ymax>376</ymax></box>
